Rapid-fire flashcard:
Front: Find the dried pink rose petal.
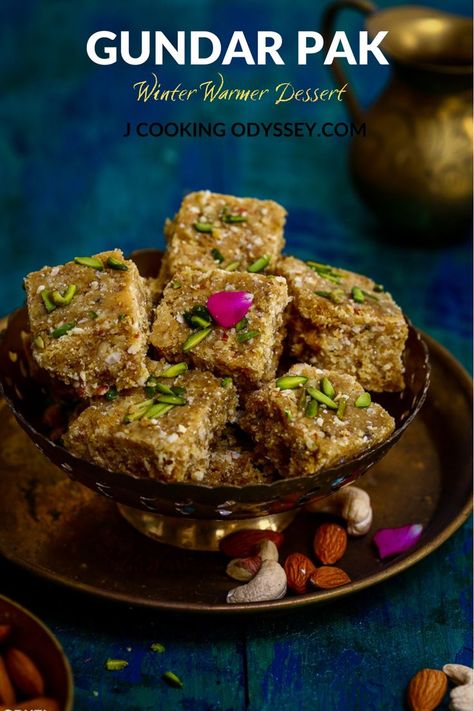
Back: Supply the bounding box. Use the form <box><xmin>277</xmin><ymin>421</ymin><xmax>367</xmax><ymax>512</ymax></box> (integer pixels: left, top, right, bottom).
<box><xmin>373</xmin><ymin>524</ymin><xmax>423</xmax><ymax>559</ymax></box>
<box><xmin>207</xmin><ymin>291</ymin><xmax>253</xmax><ymax>329</ymax></box>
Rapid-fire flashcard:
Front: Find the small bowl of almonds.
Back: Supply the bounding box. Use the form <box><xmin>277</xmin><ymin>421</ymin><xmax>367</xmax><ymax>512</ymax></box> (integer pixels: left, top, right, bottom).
<box><xmin>0</xmin><ymin>594</ymin><xmax>73</xmax><ymax>711</ymax></box>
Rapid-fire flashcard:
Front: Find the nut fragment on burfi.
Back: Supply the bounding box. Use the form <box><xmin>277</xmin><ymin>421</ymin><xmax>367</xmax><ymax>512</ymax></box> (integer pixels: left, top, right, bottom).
<box><xmin>150</xmin><ymin>268</ymin><xmax>289</xmax><ymax>388</ymax></box>
<box><xmin>24</xmin><ymin>250</ymin><xmax>150</xmax><ymax>398</ymax></box>
<box><xmin>165</xmin><ymin>191</ymin><xmax>286</xmax><ymax>275</ymax></box>
<box><xmin>205</xmin><ymin>425</ymin><xmax>277</xmax><ymax>486</ymax></box>
<box><xmin>274</xmin><ymin>256</ymin><xmax>408</xmax><ymax>392</ymax></box>
<box><xmin>241</xmin><ymin>364</ymin><xmax>395</xmax><ymax>478</ymax></box>
<box><xmin>63</xmin><ymin>363</ymin><xmax>237</xmax><ymax>482</ymax></box>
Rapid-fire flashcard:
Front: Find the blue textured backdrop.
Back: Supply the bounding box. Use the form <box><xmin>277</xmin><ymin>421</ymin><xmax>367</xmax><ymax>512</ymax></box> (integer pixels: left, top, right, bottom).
<box><xmin>0</xmin><ymin>1</ymin><xmax>472</xmax><ymax>709</ymax></box>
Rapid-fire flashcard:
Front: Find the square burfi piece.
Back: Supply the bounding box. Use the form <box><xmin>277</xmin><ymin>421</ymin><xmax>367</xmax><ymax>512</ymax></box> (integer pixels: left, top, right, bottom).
<box><xmin>205</xmin><ymin>426</ymin><xmax>277</xmax><ymax>486</ymax></box>
<box><xmin>149</xmin><ymin>268</ymin><xmax>289</xmax><ymax>388</ymax></box>
<box><xmin>241</xmin><ymin>364</ymin><xmax>395</xmax><ymax>478</ymax></box>
<box><xmin>165</xmin><ymin>191</ymin><xmax>286</xmax><ymax>275</ymax></box>
<box><xmin>24</xmin><ymin>249</ymin><xmax>150</xmax><ymax>398</ymax></box>
<box><xmin>63</xmin><ymin>363</ymin><xmax>238</xmax><ymax>482</ymax></box>
<box><xmin>274</xmin><ymin>256</ymin><xmax>408</xmax><ymax>392</ymax></box>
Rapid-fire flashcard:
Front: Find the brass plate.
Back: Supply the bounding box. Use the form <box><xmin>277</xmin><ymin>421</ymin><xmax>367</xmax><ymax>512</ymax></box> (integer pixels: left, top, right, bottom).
<box><xmin>0</xmin><ymin>333</ymin><xmax>471</xmax><ymax>613</ymax></box>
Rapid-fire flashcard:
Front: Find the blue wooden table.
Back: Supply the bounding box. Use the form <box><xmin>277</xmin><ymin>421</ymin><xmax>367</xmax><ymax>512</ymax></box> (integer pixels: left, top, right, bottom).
<box><xmin>0</xmin><ymin>1</ymin><xmax>472</xmax><ymax>709</ymax></box>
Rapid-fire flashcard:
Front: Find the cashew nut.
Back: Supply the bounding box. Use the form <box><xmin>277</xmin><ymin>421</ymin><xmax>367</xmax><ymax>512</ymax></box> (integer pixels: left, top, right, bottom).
<box><xmin>225</xmin><ymin>539</ymin><xmax>280</xmax><ymax>582</ymax></box>
<box><xmin>443</xmin><ymin>664</ymin><xmax>474</xmax><ymax>711</ymax></box>
<box><xmin>257</xmin><ymin>539</ymin><xmax>279</xmax><ymax>561</ymax></box>
<box><xmin>226</xmin><ymin>560</ymin><xmax>287</xmax><ymax>604</ymax></box>
<box><xmin>306</xmin><ymin>485</ymin><xmax>373</xmax><ymax>536</ymax></box>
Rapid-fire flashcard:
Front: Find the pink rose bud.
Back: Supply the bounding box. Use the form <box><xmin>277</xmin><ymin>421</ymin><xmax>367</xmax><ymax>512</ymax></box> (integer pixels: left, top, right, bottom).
<box><xmin>207</xmin><ymin>291</ymin><xmax>253</xmax><ymax>329</ymax></box>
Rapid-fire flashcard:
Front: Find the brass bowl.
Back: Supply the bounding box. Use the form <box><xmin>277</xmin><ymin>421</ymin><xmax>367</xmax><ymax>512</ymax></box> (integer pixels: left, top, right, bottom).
<box><xmin>0</xmin><ymin>593</ymin><xmax>74</xmax><ymax>710</ymax></box>
<box><xmin>0</xmin><ymin>249</ymin><xmax>430</xmax><ymax>547</ymax></box>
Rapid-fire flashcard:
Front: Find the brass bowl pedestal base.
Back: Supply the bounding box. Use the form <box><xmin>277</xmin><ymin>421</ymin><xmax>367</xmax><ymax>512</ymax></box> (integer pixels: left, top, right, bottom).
<box><xmin>118</xmin><ymin>504</ymin><xmax>299</xmax><ymax>551</ymax></box>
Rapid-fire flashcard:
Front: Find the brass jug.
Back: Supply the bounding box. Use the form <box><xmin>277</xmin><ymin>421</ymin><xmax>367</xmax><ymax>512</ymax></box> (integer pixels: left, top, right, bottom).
<box><xmin>322</xmin><ymin>2</ymin><xmax>473</xmax><ymax>241</ymax></box>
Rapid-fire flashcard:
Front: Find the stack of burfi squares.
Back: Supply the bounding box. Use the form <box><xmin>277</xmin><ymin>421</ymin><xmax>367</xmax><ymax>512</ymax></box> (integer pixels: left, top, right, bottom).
<box><xmin>23</xmin><ymin>191</ymin><xmax>408</xmax><ymax>485</ymax></box>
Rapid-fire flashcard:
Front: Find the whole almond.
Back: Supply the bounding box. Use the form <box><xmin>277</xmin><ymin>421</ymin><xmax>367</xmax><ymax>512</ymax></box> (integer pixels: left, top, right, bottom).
<box><xmin>310</xmin><ymin>566</ymin><xmax>351</xmax><ymax>589</ymax></box>
<box><xmin>226</xmin><ymin>555</ymin><xmax>262</xmax><ymax>582</ymax></box>
<box><xmin>313</xmin><ymin>523</ymin><xmax>347</xmax><ymax>564</ymax></box>
<box><xmin>220</xmin><ymin>530</ymin><xmax>284</xmax><ymax>558</ymax></box>
<box><xmin>5</xmin><ymin>647</ymin><xmax>45</xmax><ymax>697</ymax></box>
<box><xmin>0</xmin><ymin>657</ymin><xmax>15</xmax><ymax>706</ymax></box>
<box><xmin>407</xmin><ymin>668</ymin><xmax>448</xmax><ymax>711</ymax></box>
<box><xmin>284</xmin><ymin>553</ymin><xmax>317</xmax><ymax>594</ymax></box>
<box><xmin>0</xmin><ymin>627</ymin><xmax>11</xmax><ymax>645</ymax></box>
<box><xmin>0</xmin><ymin>699</ymin><xmax>59</xmax><ymax>711</ymax></box>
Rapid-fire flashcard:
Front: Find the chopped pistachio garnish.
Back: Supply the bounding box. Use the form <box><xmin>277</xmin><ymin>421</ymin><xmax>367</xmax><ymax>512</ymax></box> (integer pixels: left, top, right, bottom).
<box><xmin>192</xmin><ymin>315</ymin><xmax>211</xmax><ymax>329</ymax></box>
<box><xmin>155</xmin><ymin>382</ymin><xmax>176</xmax><ymax>396</ymax></box>
<box><xmin>124</xmin><ymin>398</ymin><xmax>154</xmax><ymax>423</ymax></box>
<box><xmin>373</xmin><ymin>283</ymin><xmax>384</xmax><ymax>292</ymax></box>
<box><xmin>221</xmin><ymin>377</ymin><xmax>233</xmax><ymax>388</ymax></box>
<box><xmin>307</xmin><ymin>261</ymin><xmax>342</xmax><ymax>283</ymax></box>
<box><xmin>336</xmin><ymin>399</ymin><xmax>347</xmax><ymax>420</ymax></box>
<box><xmin>171</xmin><ymin>281</ymin><xmax>182</xmax><ymax>289</ymax></box>
<box><xmin>306</xmin><ymin>261</ymin><xmax>334</xmax><ymax>274</ymax></box>
<box><xmin>361</xmin><ymin>289</ymin><xmax>379</xmax><ymax>301</ymax></box>
<box><xmin>321</xmin><ymin>377</ymin><xmax>335</xmax><ymax>399</ymax></box>
<box><xmin>321</xmin><ymin>272</ymin><xmax>341</xmax><ymax>284</ymax></box>
<box><xmin>52</xmin><ymin>322</ymin><xmax>76</xmax><ymax>339</ymax></box>
<box><xmin>182</xmin><ymin>326</ymin><xmax>213</xmax><ymax>352</ymax></box>
<box><xmin>151</xmin><ymin>642</ymin><xmax>165</xmax><ymax>653</ymax></box>
<box><xmin>129</xmin><ymin>398</ymin><xmax>154</xmax><ymax>413</ymax></box>
<box><xmin>237</xmin><ymin>330</ymin><xmax>260</xmax><ymax>343</ymax></box>
<box><xmin>351</xmin><ymin>286</ymin><xmax>365</xmax><ymax>303</ymax></box>
<box><xmin>183</xmin><ymin>305</ymin><xmax>212</xmax><ymax>329</ymax></box>
<box><xmin>314</xmin><ymin>289</ymin><xmax>345</xmax><ymax>304</ymax></box>
<box><xmin>105</xmin><ymin>387</ymin><xmax>118</xmax><ymax>401</ymax></box>
<box><xmin>276</xmin><ymin>375</ymin><xmax>308</xmax><ymax>390</ymax></box>
<box><xmin>330</xmin><ymin>289</ymin><xmax>346</xmax><ymax>304</ymax></box>
<box><xmin>118</xmin><ymin>313</ymin><xmax>127</xmax><ymax>322</ymax></box>
<box><xmin>224</xmin><ymin>260</ymin><xmax>240</xmax><ymax>272</ymax></box>
<box><xmin>193</xmin><ymin>222</ymin><xmax>213</xmax><ymax>233</ymax></box>
<box><xmin>162</xmin><ymin>671</ymin><xmax>183</xmax><ymax>689</ymax></box>
<box><xmin>105</xmin><ymin>659</ymin><xmax>128</xmax><ymax>671</ymax></box>
<box><xmin>33</xmin><ymin>335</ymin><xmax>45</xmax><ymax>350</ymax></box>
<box><xmin>284</xmin><ymin>409</ymin><xmax>294</xmax><ymax>421</ymax></box>
<box><xmin>41</xmin><ymin>290</ymin><xmax>57</xmax><ymax>313</ymax></box>
<box><xmin>221</xmin><ymin>207</ymin><xmax>247</xmax><ymax>223</ymax></box>
<box><xmin>211</xmin><ymin>248</ymin><xmax>225</xmax><ymax>263</ymax></box>
<box><xmin>52</xmin><ymin>284</ymin><xmax>77</xmax><ymax>306</ymax></box>
<box><xmin>144</xmin><ymin>403</ymin><xmax>175</xmax><ymax>419</ymax></box>
<box><xmin>162</xmin><ymin>362</ymin><xmax>188</xmax><ymax>378</ymax></box>
<box><xmin>88</xmin><ymin>310</ymin><xmax>98</xmax><ymax>319</ymax></box>
<box><xmin>355</xmin><ymin>392</ymin><xmax>371</xmax><ymax>408</ymax></box>
<box><xmin>145</xmin><ymin>376</ymin><xmax>175</xmax><ymax>397</ymax></box>
<box><xmin>235</xmin><ymin>317</ymin><xmax>248</xmax><ymax>332</ymax></box>
<box><xmin>247</xmin><ymin>255</ymin><xmax>270</xmax><ymax>273</ymax></box>
<box><xmin>297</xmin><ymin>387</ymin><xmax>308</xmax><ymax>410</ymax></box>
<box><xmin>74</xmin><ymin>256</ymin><xmax>103</xmax><ymax>270</ymax></box>
<box><xmin>107</xmin><ymin>256</ymin><xmax>128</xmax><ymax>271</ymax></box>
<box><xmin>156</xmin><ymin>394</ymin><xmax>187</xmax><ymax>406</ymax></box>
<box><xmin>305</xmin><ymin>399</ymin><xmax>319</xmax><ymax>418</ymax></box>
<box><xmin>307</xmin><ymin>386</ymin><xmax>338</xmax><ymax>409</ymax></box>
<box><xmin>172</xmin><ymin>386</ymin><xmax>186</xmax><ymax>397</ymax></box>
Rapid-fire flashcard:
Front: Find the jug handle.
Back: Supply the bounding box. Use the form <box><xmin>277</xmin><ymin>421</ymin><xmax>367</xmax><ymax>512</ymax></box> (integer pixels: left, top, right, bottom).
<box><xmin>321</xmin><ymin>0</ymin><xmax>377</xmax><ymax>124</ymax></box>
